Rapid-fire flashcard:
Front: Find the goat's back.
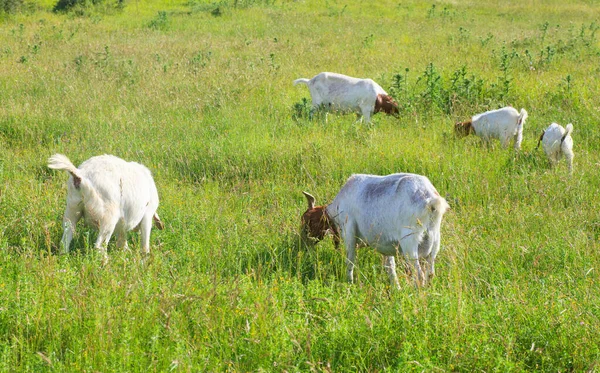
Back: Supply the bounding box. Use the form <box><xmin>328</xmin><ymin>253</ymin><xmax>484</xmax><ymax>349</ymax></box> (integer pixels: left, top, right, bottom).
<box><xmin>76</xmin><ymin>155</ymin><xmax>159</xmax><ymax>224</ymax></box>
<box><xmin>472</xmin><ymin>106</ymin><xmax>519</xmax><ymax>122</ymax></box>
<box><xmin>471</xmin><ymin>106</ymin><xmax>521</xmax><ymax>138</ymax></box>
<box><xmin>308</xmin><ymin>72</ymin><xmax>386</xmax><ymax>104</ymax></box>
<box><xmin>542</xmin><ymin>123</ymin><xmax>573</xmax><ymax>155</ymax></box>
<box><xmin>328</xmin><ymin>174</ymin><xmax>447</xmax><ymax>239</ymax></box>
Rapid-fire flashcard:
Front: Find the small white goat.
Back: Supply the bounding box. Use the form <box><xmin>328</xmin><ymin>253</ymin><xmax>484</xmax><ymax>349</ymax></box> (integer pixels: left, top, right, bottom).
<box><xmin>301</xmin><ymin>173</ymin><xmax>449</xmax><ymax>289</ymax></box>
<box><xmin>455</xmin><ymin>106</ymin><xmax>528</xmax><ymax>149</ymax></box>
<box><xmin>48</xmin><ymin>154</ymin><xmax>163</xmax><ymax>258</ymax></box>
<box><xmin>293</xmin><ymin>72</ymin><xmax>399</xmax><ymax>122</ymax></box>
<box><xmin>537</xmin><ymin>123</ymin><xmax>574</xmax><ymax>173</ymax></box>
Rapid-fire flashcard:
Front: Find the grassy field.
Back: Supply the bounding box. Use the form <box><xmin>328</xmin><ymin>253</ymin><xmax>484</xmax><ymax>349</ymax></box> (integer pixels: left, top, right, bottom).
<box><xmin>1</xmin><ymin>0</ymin><xmax>600</xmax><ymax>371</ymax></box>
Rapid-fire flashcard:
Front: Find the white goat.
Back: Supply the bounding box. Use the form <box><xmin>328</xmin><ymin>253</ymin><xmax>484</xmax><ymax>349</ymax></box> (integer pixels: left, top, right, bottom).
<box><xmin>48</xmin><ymin>154</ymin><xmax>163</xmax><ymax>258</ymax></box>
<box><xmin>537</xmin><ymin>123</ymin><xmax>574</xmax><ymax>173</ymax></box>
<box><xmin>455</xmin><ymin>106</ymin><xmax>528</xmax><ymax>149</ymax></box>
<box><xmin>293</xmin><ymin>72</ymin><xmax>399</xmax><ymax>122</ymax></box>
<box><xmin>301</xmin><ymin>173</ymin><xmax>449</xmax><ymax>289</ymax></box>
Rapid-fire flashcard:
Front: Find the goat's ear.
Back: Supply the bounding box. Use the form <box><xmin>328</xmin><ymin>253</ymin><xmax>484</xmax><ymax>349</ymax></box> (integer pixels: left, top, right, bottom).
<box><xmin>374</xmin><ymin>94</ymin><xmax>383</xmax><ymax>112</ymax></box>
<box><xmin>302</xmin><ymin>191</ymin><xmax>316</xmax><ymax>210</ymax></box>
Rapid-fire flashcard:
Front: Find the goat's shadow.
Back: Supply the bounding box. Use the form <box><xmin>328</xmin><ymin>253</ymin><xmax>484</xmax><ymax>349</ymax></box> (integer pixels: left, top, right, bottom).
<box><xmin>36</xmin><ymin>216</ymin><xmax>149</xmax><ymax>257</ymax></box>
<box><xmin>3</xmin><ymin>219</ymin><xmax>98</xmax><ymax>256</ymax></box>
<box><xmin>240</xmin><ymin>233</ymin><xmax>346</xmax><ymax>284</ymax></box>
<box><xmin>501</xmin><ymin>149</ymin><xmax>551</xmax><ymax>174</ymax></box>
<box><xmin>240</xmin><ymin>233</ymin><xmax>423</xmax><ymax>287</ymax></box>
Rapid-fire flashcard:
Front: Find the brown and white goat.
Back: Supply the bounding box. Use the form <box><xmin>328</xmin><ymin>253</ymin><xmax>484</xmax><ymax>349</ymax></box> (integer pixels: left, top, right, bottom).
<box><xmin>301</xmin><ymin>173</ymin><xmax>449</xmax><ymax>289</ymax></box>
<box><xmin>455</xmin><ymin>106</ymin><xmax>528</xmax><ymax>149</ymax></box>
<box><xmin>294</xmin><ymin>72</ymin><xmax>399</xmax><ymax>122</ymax></box>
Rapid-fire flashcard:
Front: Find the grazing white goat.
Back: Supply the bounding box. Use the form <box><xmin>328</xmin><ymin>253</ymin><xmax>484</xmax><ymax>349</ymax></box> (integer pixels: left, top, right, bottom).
<box><xmin>293</xmin><ymin>72</ymin><xmax>399</xmax><ymax>122</ymax></box>
<box><xmin>301</xmin><ymin>173</ymin><xmax>449</xmax><ymax>289</ymax></box>
<box><xmin>537</xmin><ymin>123</ymin><xmax>574</xmax><ymax>173</ymax></box>
<box><xmin>455</xmin><ymin>106</ymin><xmax>528</xmax><ymax>149</ymax></box>
<box><xmin>48</xmin><ymin>154</ymin><xmax>163</xmax><ymax>258</ymax></box>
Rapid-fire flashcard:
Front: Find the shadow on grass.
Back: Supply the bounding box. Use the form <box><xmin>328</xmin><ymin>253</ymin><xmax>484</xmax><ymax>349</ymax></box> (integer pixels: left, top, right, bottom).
<box><xmin>502</xmin><ymin>149</ymin><xmax>550</xmax><ymax>174</ymax></box>
<box><xmin>239</xmin><ymin>232</ymin><xmax>345</xmax><ymax>285</ymax></box>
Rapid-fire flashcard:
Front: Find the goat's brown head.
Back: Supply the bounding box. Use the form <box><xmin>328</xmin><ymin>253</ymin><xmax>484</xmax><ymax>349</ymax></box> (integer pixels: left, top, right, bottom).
<box><xmin>454</xmin><ymin>120</ymin><xmax>475</xmax><ymax>138</ymax></box>
<box><xmin>375</xmin><ymin>94</ymin><xmax>400</xmax><ymax>117</ymax></box>
<box><xmin>301</xmin><ymin>191</ymin><xmax>339</xmax><ymax>248</ymax></box>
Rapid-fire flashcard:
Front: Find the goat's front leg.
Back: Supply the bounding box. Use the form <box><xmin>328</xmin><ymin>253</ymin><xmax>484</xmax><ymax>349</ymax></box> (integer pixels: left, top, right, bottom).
<box><xmin>95</xmin><ymin>215</ymin><xmax>118</xmax><ymax>262</ymax></box>
<box><xmin>115</xmin><ymin>225</ymin><xmax>129</xmax><ymax>251</ymax></box>
<box><xmin>344</xmin><ymin>234</ymin><xmax>357</xmax><ymax>284</ymax></box>
<box><xmin>383</xmin><ymin>255</ymin><xmax>401</xmax><ymax>290</ymax></box>
<box><xmin>360</xmin><ymin>105</ymin><xmax>372</xmax><ymax>123</ymax></box>
<box><xmin>309</xmin><ymin>107</ymin><xmax>317</xmax><ymax>121</ymax></box>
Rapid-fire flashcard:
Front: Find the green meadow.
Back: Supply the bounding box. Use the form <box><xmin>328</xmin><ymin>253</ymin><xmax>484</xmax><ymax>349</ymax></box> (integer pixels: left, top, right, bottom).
<box><xmin>1</xmin><ymin>0</ymin><xmax>599</xmax><ymax>370</ymax></box>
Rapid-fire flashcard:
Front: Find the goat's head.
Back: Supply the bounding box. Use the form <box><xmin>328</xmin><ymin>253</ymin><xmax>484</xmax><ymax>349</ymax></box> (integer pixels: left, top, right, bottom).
<box><xmin>375</xmin><ymin>94</ymin><xmax>400</xmax><ymax>117</ymax></box>
<box><xmin>454</xmin><ymin>120</ymin><xmax>475</xmax><ymax>138</ymax></box>
<box><xmin>300</xmin><ymin>191</ymin><xmax>339</xmax><ymax>248</ymax></box>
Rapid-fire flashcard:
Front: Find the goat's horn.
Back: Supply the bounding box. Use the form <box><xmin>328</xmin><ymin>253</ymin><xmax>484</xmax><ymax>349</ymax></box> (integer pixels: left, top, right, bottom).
<box><xmin>302</xmin><ymin>191</ymin><xmax>316</xmax><ymax>209</ymax></box>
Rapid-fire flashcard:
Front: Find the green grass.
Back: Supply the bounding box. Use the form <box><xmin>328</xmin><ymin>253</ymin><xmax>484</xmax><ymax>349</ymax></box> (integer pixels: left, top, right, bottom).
<box><xmin>1</xmin><ymin>0</ymin><xmax>600</xmax><ymax>371</ymax></box>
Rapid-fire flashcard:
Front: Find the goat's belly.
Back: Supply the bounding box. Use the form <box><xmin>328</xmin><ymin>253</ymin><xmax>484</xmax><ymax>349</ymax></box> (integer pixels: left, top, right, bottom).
<box><xmin>83</xmin><ymin>213</ymin><xmax>100</xmax><ymax>230</ymax></box>
<box><xmin>371</xmin><ymin>241</ymin><xmax>401</xmax><ymax>256</ymax></box>
<box><xmin>327</xmin><ymin>102</ymin><xmax>361</xmax><ymax>114</ymax></box>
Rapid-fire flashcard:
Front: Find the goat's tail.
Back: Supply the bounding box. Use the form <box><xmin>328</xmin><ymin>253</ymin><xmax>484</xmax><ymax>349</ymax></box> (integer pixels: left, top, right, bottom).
<box><xmin>512</xmin><ymin>108</ymin><xmax>528</xmax><ymax>150</ymax></box>
<box><xmin>153</xmin><ymin>213</ymin><xmax>164</xmax><ymax>230</ymax></box>
<box><xmin>48</xmin><ymin>154</ymin><xmax>98</xmax><ymax>200</ymax></box>
<box><xmin>426</xmin><ymin>195</ymin><xmax>450</xmax><ymax>229</ymax></box>
<box><xmin>48</xmin><ymin>154</ymin><xmax>84</xmax><ymax>186</ymax></box>
<box><xmin>293</xmin><ymin>78</ymin><xmax>310</xmax><ymax>86</ymax></box>
<box><xmin>517</xmin><ymin>108</ymin><xmax>528</xmax><ymax>130</ymax></box>
<box><xmin>429</xmin><ymin>196</ymin><xmax>450</xmax><ymax>215</ymax></box>
<box><xmin>561</xmin><ymin>123</ymin><xmax>574</xmax><ymax>143</ymax></box>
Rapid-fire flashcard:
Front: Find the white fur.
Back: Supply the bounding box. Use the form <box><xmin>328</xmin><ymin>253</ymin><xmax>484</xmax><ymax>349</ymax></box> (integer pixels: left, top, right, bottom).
<box><xmin>325</xmin><ymin>173</ymin><xmax>449</xmax><ymax>288</ymax></box>
<box><xmin>48</xmin><ymin>154</ymin><xmax>162</xmax><ymax>258</ymax></box>
<box><xmin>470</xmin><ymin>106</ymin><xmax>528</xmax><ymax>149</ymax></box>
<box><xmin>540</xmin><ymin>123</ymin><xmax>574</xmax><ymax>173</ymax></box>
<box><xmin>294</xmin><ymin>72</ymin><xmax>389</xmax><ymax>122</ymax></box>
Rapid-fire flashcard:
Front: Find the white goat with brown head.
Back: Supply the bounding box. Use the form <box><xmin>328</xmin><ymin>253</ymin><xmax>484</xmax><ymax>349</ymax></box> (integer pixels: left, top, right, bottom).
<box><xmin>301</xmin><ymin>173</ymin><xmax>449</xmax><ymax>289</ymax></box>
<box><xmin>455</xmin><ymin>106</ymin><xmax>528</xmax><ymax>149</ymax></box>
<box><xmin>294</xmin><ymin>72</ymin><xmax>399</xmax><ymax>122</ymax></box>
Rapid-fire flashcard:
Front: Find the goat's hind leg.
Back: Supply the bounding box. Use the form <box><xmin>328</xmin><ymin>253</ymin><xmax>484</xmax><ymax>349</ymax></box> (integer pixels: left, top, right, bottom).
<box><xmin>401</xmin><ymin>227</ymin><xmax>426</xmax><ymax>287</ymax></box>
<box><xmin>425</xmin><ymin>229</ymin><xmax>442</xmax><ymax>285</ymax></box>
<box><xmin>115</xmin><ymin>223</ymin><xmax>129</xmax><ymax>251</ymax></box>
<box><xmin>60</xmin><ymin>204</ymin><xmax>82</xmax><ymax>254</ymax></box>
<box><xmin>95</xmin><ymin>213</ymin><xmax>119</xmax><ymax>262</ymax></box>
<box><xmin>139</xmin><ymin>212</ymin><xmax>155</xmax><ymax>255</ymax></box>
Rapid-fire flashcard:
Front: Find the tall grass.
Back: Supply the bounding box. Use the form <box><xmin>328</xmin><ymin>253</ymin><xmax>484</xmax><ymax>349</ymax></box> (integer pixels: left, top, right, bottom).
<box><xmin>0</xmin><ymin>0</ymin><xmax>599</xmax><ymax>371</ymax></box>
